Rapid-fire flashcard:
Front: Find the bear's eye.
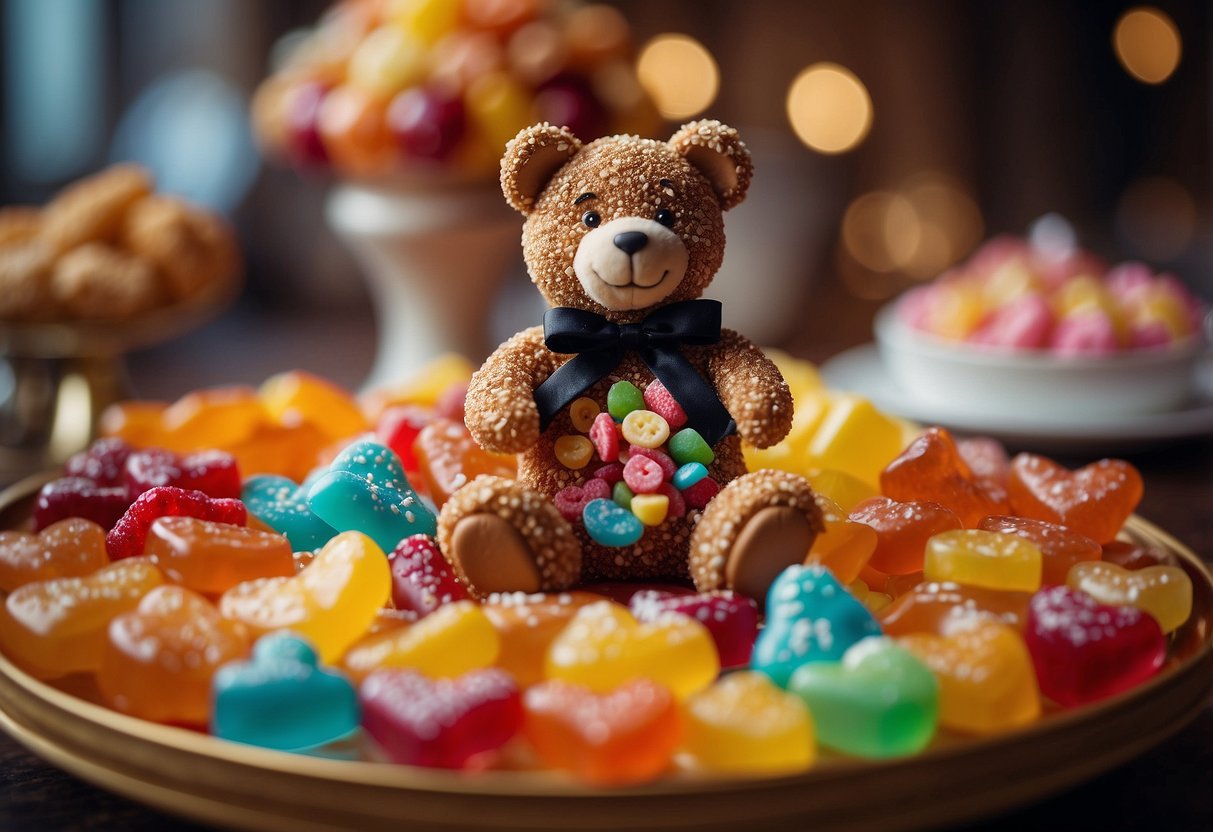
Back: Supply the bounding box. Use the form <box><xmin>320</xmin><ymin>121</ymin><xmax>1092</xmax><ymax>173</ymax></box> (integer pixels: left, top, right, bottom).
<box><xmin>655</xmin><ymin>208</ymin><xmax>675</xmax><ymax>228</ymax></box>
<box><xmin>582</xmin><ymin>211</ymin><xmax>601</xmax><ymax>228</ymax></box>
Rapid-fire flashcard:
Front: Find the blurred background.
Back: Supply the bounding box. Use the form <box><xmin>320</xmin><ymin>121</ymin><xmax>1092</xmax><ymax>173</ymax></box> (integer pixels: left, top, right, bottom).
<box><xmin>1</xmin><ymin>0</ymin><xmax>1209</xmax><ymax>395</ymax></box>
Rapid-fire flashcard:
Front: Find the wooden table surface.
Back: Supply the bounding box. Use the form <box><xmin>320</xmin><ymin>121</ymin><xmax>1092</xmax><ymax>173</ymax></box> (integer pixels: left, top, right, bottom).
<box><xmin>1</xmin><ymin>307</ymin><xmax>1211</xmax><ymax>831</ymax></box>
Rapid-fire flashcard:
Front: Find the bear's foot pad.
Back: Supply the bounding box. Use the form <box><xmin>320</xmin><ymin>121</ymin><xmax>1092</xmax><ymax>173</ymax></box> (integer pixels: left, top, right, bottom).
<box><xmin>726</xmin><ymin>506</ymin><xmax>815</xmax><ymax>602</ymax></box>
<box><xmin>449</xmin><ymin>514</ymin><xmax>542</xmax><ymax>595</ymax></box>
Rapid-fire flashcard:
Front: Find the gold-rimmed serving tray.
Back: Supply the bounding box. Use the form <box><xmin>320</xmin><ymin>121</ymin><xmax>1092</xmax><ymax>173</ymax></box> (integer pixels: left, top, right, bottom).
<box><xmin>0</xmin><ymin>474</ymin><xmax>1210</xmax><ymax>832</ymax></box>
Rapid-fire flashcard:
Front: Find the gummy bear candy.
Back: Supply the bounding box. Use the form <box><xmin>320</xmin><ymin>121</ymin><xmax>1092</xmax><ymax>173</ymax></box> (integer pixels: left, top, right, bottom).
<box><xmin>144</xmin><ymin>516</ymin><xmax>296</xmax><ymax>595</ymax></box>
<box><xmin>0</xmin><ymin>558</ymin><xmax>165</xmax><ymax>678</ymax></box>
<box><xmin>681</xmin><ymin>671</ymin><xmax>815</xmax><ymax>774</ymax></box>
<box><xmin>522</xmin><ymin>679</ymin><xmax>681</xmax><ymax>786</ymax></box>
<box><xmin>212</xmin><ymin>632</ymin><xmax>359</xmax><ymax>750</ymax></box>
<box><xmin>360</xmin><ymin>668</ymin><xmax>522</xmax><ymax>768</ymax></box>
<box><xmin>0</xmin><ymin>518</ymin><xmax>108</xmax><ymax>592</ymax></box>
<box><xmin>788</xmin><ymin>636</ymin><xmax>938</xmax><ymax>758</ymax></box>
<box><xmin>100</xmin><ymin>585</ymin><xmax>248</xmax><ymax>724</ymax></box>
<box><xmin>106</xmin><ymin>486</ymin><xmax>246</xmax><ymax>560</ymax></box>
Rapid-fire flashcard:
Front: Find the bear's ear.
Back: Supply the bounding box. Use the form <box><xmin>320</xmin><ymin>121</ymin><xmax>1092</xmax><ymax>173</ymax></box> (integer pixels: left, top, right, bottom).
<box><xmin>500</xmin><ymin>123</ymin><xmax>583</xmax><ymax>214</ymax></box>
<box><xmin>668</xmin><ymin>121</ymin><xmax>753</xmax><ymax>211</ymax></box>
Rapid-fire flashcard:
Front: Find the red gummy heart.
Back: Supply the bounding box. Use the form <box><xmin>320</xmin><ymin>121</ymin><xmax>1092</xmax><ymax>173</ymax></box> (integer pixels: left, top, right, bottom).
<box><xmin>360</xmin><ymin>668</ymin><xmax>522</xmax><ymax>769</ymax></box>
<box><xmin>850</xmin><ymin>496</ymin><xmax>963</xmax><ymax>575</ymax></box>
<box><xmin>553</xmin><ymin>479</ymin><xmax>611</xmax><ymax>522</ymax></box>
<box><xmin>388</xmin><ymin>534</ymin><xmax>469</xmax><ymax>616</ymax></box>
<box><xmin>125</xmin><ymin>448</ymin><xmax>242</xmax><ymax>500</ymax></box>
<box><xmin>629</xmin><ymin>589</ymin><xmax>758</xmax><ymax>669</ymax></box>
<box><xmin>1008</xmin><ymin>454</ymin><xmax>1143</xmax><ymax>544</ymax></box>
<box><xmin>107</xmin><ymin>487</ymin><xmax>247</xmax><ymax>560</ymax></box>
<box><xmin>34</xmin><ymin>477</ymin><xmax>131</xmax><ymax>532</ymax></box>
<box><xmin>1024</xmin><ymin>585</ymin><xmax>1164</xmax><ymax>707</ymax></box>
<box><xmin>880</xmin><ymin>427</ymin><xmax>1007</xmax><ymax>528</ymax></box>
<box><xmin>65</xmin><ymin>438</ymin><xmax>133</xmax><ymax>487</ymax></box>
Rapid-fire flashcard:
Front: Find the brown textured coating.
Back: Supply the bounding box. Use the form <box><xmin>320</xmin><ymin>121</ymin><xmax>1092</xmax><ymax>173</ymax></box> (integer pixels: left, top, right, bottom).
<box><xmin>438</xmin><ymin>476</ymin><xmax>581</xmax><ymax>594</ymax></box>
<box><xmin>709</xmin><ymin>329</ymin><xmax>794</xmax><ymax>449</ymax></box>
<box><xmin>667</xmin><ymin>121</ymin><xmax>753</xmax><ymax>211</ymax></box>
<box><xmin>500</xmin><ymin>123</ymin><xmax>582</xmax><ymax>213</ymax></box>
<box><xmin>123</xmin><ymin>196</ymin><xmax>240</xmax><ymax>300</ymax></box>
<box><xmin>39</xmin><ymin>164</ymin><xmax>153</xmax><ymax>255</ymax></box>
<box><xmin>0</xmin><ymin>242</ymin><xmax>54</xmax><ymax>320</ymax></box>
<box><xmin>0</xmin><ymin>207</ymin><xmax>41</xmax><ymax>246</ymax></box>
<box><xmin>50</xmin><ymin>243</ymin><xmax>161</xmax><ymax>319</ymax></box>
<box><xmin>464</xmin><ymin>326</ymin><xmax>560</xmax><ymax>455</ymax></box>
<box><xmin>689</xmin><ymin>469</ymin><xmax>823</xmax><ymax>592</ymax></box>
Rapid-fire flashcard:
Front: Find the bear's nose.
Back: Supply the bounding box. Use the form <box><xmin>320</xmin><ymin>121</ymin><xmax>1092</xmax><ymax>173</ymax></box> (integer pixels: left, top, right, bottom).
<box><xmin>613</xmin><ymin>231</ymin><xmax>649</xmax><ymax>255</ymax></box>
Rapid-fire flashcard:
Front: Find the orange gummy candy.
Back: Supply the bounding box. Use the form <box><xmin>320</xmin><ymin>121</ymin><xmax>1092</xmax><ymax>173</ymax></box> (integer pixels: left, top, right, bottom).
<box><xmin>99</xmin><ymin>585</ymin><xmax>249</xmax><ymax>724</ymax></box>
<box><xmin>144</xmin><ymin>516</ymin><xmax>295</xmax><ymax>595</ymax></box>
<box><xmin>805</xmin><ymin>495</ymin><xmax>877</xmax><ymax>583</ymax></box>
<box><xmin>481</xmin><ymin>591</ymin><xmax>605</xmax><ymax>687</ymax></box>
<box><xmin>413</xmin><ymin>418</ymin><xmax>516</xmax><ymax>507</ymax></box>
<box><xmin>226</xmin><ymin>422</ymin><xmax>333</xmax><ymax>482</ymax></box>
<box><xmin>880</xmin><ymin>427</ymin><xmax>1007</xmax><ymax>528</ymax></box>
<box><xmin>878</xmin><ymin>580</ymin><xmax>1033</xmax><ymax>637</ymax></box>
<box><xmin>1007</xmin><ymin>454</ymin><xmax>1144</xmax><ymax>544</ymax></box>
<box><xmin>0</xmin><ymin>518</ymin><xmax>108</xmax><ymax>593</ymax></box>
<box><xmin>850</xmin><ymin>497</ymin><xmax>963</xmax><ymax>576</ymax></box>
<box><xmin>99</xmin><ymin>401</ymin><xmax>169</xmax><ymax>448</ymax></box>
<box><xmin>259</xmin><ymin>370</ymin><xmax>369</xmax><ymax>442</ymax></box>
<box><xmin>0</xmin><ymin>558</ymin><xmax>165</xmax><ymax>678</ymax></box>
<box><xmin>160</xmin><ymin>386</ymin><xmax>268</xmax><ymax>451</ymax></box>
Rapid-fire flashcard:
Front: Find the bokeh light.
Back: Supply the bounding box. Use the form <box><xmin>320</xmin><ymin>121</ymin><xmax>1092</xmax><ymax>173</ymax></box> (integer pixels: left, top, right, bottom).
<box><xmin>786</xmin><ymin>63</ymin><xmax>872</xmax><ymax>154</ymax></box>
<box><xmin>1114</xmin><ymin>7</ymin><xmax>1181</xmax><ymax>84</ymax></box>
<box><xmin>636</xmin><ymin>34</ymin><xmax>719</xmax><ymax>120</ymax></box>
<box><xmin>1116</xmin><ymin>176</ymin><xmax>1196</xmax><ymax>261</ymax></box>
<box><xmin>842</xmin><ymin>191</ymin><xmax>919</xmax><ymax>273</ymax></box>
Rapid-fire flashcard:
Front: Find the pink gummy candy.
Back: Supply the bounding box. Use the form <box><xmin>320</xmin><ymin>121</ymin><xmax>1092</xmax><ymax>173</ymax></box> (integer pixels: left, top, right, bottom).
<box><xmin>1050</xmin><ymin>311</ymin><xmax>1119</xmax><ymax>356</ymax></box>
<box><xmin>389</xmin><ymin>535</ymin><xmax>469</xmax><ymax>616</ymax></box>
<box><xmin>970</xmin><ymin>293</ymin><xmax>1054</xmax><ymax>350</ymax></box>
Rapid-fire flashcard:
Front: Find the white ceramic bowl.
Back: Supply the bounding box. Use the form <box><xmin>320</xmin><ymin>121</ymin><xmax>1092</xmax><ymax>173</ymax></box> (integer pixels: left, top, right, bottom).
<box><xmin>874</xmin><ymin>302</ymin><xmax>1210</xmax><ymax>423</ymax></box>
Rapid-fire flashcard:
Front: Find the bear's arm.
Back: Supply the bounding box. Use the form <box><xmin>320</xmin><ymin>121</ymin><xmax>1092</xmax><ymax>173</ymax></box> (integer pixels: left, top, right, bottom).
<box><xmin>464</xmin><ymin>326</ymin><xmax>559</xmax><ymax>454</ymax></box>
<box><xmin>706</xmin><ymin>329</ymin><xmax>794</xmax><ymax>449</ymax></box>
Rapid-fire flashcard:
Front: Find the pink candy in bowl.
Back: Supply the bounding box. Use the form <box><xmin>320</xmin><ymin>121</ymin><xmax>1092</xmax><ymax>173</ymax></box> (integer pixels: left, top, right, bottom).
<box><xmin>877</xmin><ymin>236</ymin><xmax>1211</xmax><ymax>422</ymax></box>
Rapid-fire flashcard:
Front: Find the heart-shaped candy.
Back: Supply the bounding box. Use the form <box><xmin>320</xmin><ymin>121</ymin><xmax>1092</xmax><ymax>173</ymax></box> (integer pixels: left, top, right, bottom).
<box><xmin>1008</xmin><ymin>455</ymin><xmax>1143</xmax><ymax>544</ymax></box>
<box><xmin>752</xmin><ymin>564</ymin><xmax>882</xmax><ymax>688</ymax></box>
<box><xmin>849</xmin><ymin>497</ymin><xmax>963</xmax><ymax>575</ymax></box>
<box><xmin>545</xmin><ymin>601</ymin><xmax>719</xmax><ymax>699</ymax></box>
<box><xmin>212</xmin><ymin>632</ymin><xmax>359</xmax><ymax>750</ymax></box>
<box><xmin>107</xmin><ymin>486</ymin><xmax>247</xmax><ymax>560</ymax></box>
<box><xmin>307</xmin><ymin>439</ymin><xmax>436</xmax><ymax>552</ymax></box>
<box><xmin>553</xmin><ymin>478</ymin><xmax>612</xmax><ymax>522</ymax></box>
<box><xmin>144</xmin><ymin>516</ymin><xmax>296</xmax><ymax>595</ymax></box>
<box><xmin>878</xmin><ymin>580</ymin><xmax>1033</xmax><ymax>637</ymax></box>
<box><xmin>34</xmin><ymin>477</ymin><xmax>130</xmax><ymax>532</ymax></box>
<box><xmin>522</xmin><ymin>679</ymin><xmax>681</xmax><ymax>785</ymax></box>
<box><xmin>100</xmin><ymin>585</ymin><xmax>248</xmax><ymax>724</ymax></box>
<box><xmin>880</xmin><ymin>427</ymin><xmax>1008</xmax><ymax>527</ymax></box>
<box><xmin>481</xmin><ymin>591</ymin><xmax>604</xmax><ymax>687</ymax></box>
<box><xmin>630</xmin><ymin>589</ymin><xmax>759</xmax><ymax>670</ymax></box>
<box><xmin>124</xmin><ymin>447</ymin><xmax>242</xmax><ymax>500</ymax></box>
<box><xmin>341</xmin><ymin>600</ymin><xmax>498</xmax><ymax>682</ymax></box>
<box><xmin>1024</xmin><ymin>585</ymin><xmax>1165</xmax><ymax>707</ymax></box>
<box><xmin>360</xmin><ymin>668</ymin><xmax>522</xmax><ymax>768</ymax></box>
<box><xmin>0</xmin><ymin>558</ymin><xmax>165</xmax><ymax>679</ymax></box>
<box><xmin>1067</xmin><ymin>561</ymin><xmax>1192</xmax><ymax>634</ymax></box>
<box><xmin>242</xmin><ymin>473</ymin><xmax>337</xmax><ymax>551</ymax></box>
<box><xmin>388</xmin><ymin>534</ymin><xmax>470</xmax><ymax>616</ymax></box>
<box><xmin>978</xmin><ymin>516</ymin><xmax>1101</xmax><ymax>586</ymax></box>
<box><xmin>681</xmin><ymin>671</ymin><xmax>815</xmax><ymax>774</ymax></box>
<box><xmin>900</xmin><ymin>619</ymin><xmax>1040</xmax><ymax>735</ymax></box>
<box><xmin>923</xmin><ymin>529</ymin><xmax>1042</xmax><ymax>593</ymax></box>
<box><xmin>0</xmin><ymin>518</ymin><xmax>108</xmax><ymax>592</ymax></box>
<box><xmin>788</xmin><ymin>636</ymin><xmax>938</xmax><ymax>758</ymax></box>
<box><xmin>219</xmin><ymin>530</ymin><xmax>391</xmax><ymax>663</ymax></box>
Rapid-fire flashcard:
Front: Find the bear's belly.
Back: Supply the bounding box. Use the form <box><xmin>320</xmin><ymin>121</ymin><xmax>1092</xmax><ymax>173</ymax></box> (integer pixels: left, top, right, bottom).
<box><xmin>517</xmin><ymin>354</ymin><xmax>747</xmax><ymax>582</ymax></box>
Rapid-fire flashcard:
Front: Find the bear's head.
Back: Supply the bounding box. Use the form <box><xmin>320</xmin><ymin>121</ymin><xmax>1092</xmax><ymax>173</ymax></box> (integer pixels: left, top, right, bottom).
<box><xmin>500</xmin><ymin>121</ymin><xmax>752</xmax><ymax>323</ymax></box>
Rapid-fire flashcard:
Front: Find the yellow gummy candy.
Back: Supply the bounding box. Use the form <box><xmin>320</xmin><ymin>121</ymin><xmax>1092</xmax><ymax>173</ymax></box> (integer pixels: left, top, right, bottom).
<box><xmin>807</xmin><ymin>395</ymin><xmax>906</xmax><ymax>488</ymax></box>
<box><xmin>569</xmin><ymin>397</ymin><xmax>600</xmax><ymax>433</ymax></box>
<box><xmin>347</xmin><ymin>25</ymin><xmax>426</xmax><ymax>96</ymax></box>
<box><xmin>808</xmin><ymin>469</ymin><xmax>879</xmax><ymax>513</ymax></box>
<box><xmin>630</xmin><ymin>494</ymin><xmax>669</xmax><ymax>526</ymax></box>
<box><xmin>341</xmin><ymin>600</ymin><xmax>499</xmax><ymax>682</ymax></box>
<box><xmin>924</xmin><ymin>530</ymin><xmax>1042</xmax><ymax>593</ymax></box>
<box><xmin>554</xmin><ymin>435</ymin><xmax>594</xmax><ymax>469</ymax></box>
<box><xmin>259</xmin><ymin>370</ymin><xmax>368</xmax><ymax>441</ymax></box>
<box><xmin>621</xmin><ymin>410</ymin><xmax>670</xmax><ymax>449</ymax></box>
<box><xmin>387</xmin><ymin>0</ymin><xmax>460</xmax><ymax>44</ymax></box>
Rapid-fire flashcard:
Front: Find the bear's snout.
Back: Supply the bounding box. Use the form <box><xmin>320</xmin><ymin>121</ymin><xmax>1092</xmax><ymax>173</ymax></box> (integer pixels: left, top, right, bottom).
<box><xmin>613</xmin><ymin>231</ymin><xmax>649</xmax><ymax>255</ymax></box>
<box><xmin>573</xmin><ymin>216</ymin><xmax>688</xmax><ymax>312</ymax></box>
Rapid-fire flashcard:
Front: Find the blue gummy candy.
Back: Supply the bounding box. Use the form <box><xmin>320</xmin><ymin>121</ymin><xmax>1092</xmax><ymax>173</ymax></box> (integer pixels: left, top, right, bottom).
<box><xmin>582</xmin><ymin>498</ymin><xmax>644</xmax><ymax>547</ymax></box>
<box><xmin>242</xmin><ymin>474</ymin><xmax>337</xmax><ymax>552</ymax></box>
<box><xmin>672</xmin><ymin>462</ymin><xmax>709</xmax><ymax>491</ymax></box>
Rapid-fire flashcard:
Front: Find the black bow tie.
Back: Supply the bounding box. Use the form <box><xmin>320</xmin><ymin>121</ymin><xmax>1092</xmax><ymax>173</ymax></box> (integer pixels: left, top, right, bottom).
<box><xmin>534</xmin><ymin>300</ymin><xmax>736</xmax><ymax>446</ymax></box>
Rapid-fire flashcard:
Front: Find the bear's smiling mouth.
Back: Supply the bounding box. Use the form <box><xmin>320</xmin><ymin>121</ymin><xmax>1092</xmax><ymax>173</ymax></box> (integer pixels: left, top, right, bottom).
<box><xmin>590</xmin><ymin>264</ymin><xmax>671</xmax><ymax>289</ymax></box>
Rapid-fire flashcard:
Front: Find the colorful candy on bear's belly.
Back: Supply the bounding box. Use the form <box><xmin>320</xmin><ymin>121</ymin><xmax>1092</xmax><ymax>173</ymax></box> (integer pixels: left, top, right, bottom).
<box><xmin>552</xmin><ymin>381</ymin><xmax>721</xmax><ymax>547</ymax></box>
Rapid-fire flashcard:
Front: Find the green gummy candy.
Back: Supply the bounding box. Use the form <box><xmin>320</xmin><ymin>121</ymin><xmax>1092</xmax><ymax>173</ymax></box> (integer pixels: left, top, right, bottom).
<box><xmin>788</xmin><ymin>636</ymin><xmax>938</xmax><ymax>759</ymax></box>
<box><xmin>668</xmin><ymin>428</ymin><xmax>714</xmax><ymax>466</ymax></box>
<box><xmin>612</xmin><ymin>481</ymin><xmax>634</xmax><ymax>509</ymax></box>
<box><xmin>607</xmin><ymin>381</ymin><xmax>645</xmax><ymax>420</ymax></box>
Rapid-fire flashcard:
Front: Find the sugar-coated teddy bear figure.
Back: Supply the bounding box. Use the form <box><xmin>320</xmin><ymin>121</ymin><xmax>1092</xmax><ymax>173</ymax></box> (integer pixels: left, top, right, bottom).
<box><xmin>437</xmin><ymin>121</ymin><xmax>823</xmax><ymax>602</ymax></box>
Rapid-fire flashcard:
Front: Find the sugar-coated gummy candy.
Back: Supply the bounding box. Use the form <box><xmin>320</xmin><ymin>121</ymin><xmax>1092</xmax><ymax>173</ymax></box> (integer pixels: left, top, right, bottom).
<box><xmin>805</xmin><ymin>495</ymin><xmax>877</xmax><ymax>584</ymax></box>
<box><xmin>100</xmin><ymin>585</ymin><xmax>248</xmax><ymax>725</ymax></box>
<box><xmin>342</xmin><ymin>600</ymin><xmax>498</xmax><ymax>682</ymax></box>
<box><xmin>752</xmin><ymin>564</ymin><xmax>882</xmax><ymax>688</ymax></box>
<box><xmin>0</xmin><ymin>518</ymin><xmax>108</xmax><ymax>593</ymax></box>
<box><xmin>412</xmin><ymin>418</ymin><xmax>516</xmax><ymax>507</ymax></box>
<box><xmin>606</xmin><ymin>380</ymin><xmax>644</xmax><ymax>420</ymax></box>
<box><xmin>553</xmin><ymin>478</ymin><xmax>611</xmax><ymax>522</ymax></box>
<box><xmin>611</xmin><ymin>482</ymin><xmax>634</xmax><ymax>510</ymax></box>
<box><xmin>144</xmin><ymin>516</ymin><xmax>295</xmax><ymax>595</ymax></box>
<box><xmin>124</xmin><ymin>447</ymin><xmax>242</xmax><ymax>501</ymax></box>
<box><xmin>212</xmin><ymin>632</ymin><xmax>359</xmax><ymax>751</ymax></box>
<box><xmin>622</xmin><ymin>454</ymin><xmax>664</xmax><ymax>494</ymax></box>
<box><xmin>788</xmin><ymin>636</ymin><xmax>938</xmax><ymax>758</ymax></box>
<box><xmin>680</xmin><ymin>476</ymin><xmax>720</xmax><ymax>510</ymax></box>
<box><xmin>569</xmin><ymin>397</ymin><xmax>600</xmax><ymax>432</ymax></box>
<box><xmin>65</xmin><ymin>437</ymin><xmax>132</xmax><ymax>486</ymax></box>
<box><xmin>923</xmin><ymin>529</ymin><xmax>1042</xmax><ymax>593</ymax></box>
<box><xmin>899</xmin><ymin>620</ymin><xmax>1040</xmax><ymax>735</ymax></box>
<box><xmin>1066</xmin><ymin>561</ymin><xmax>1192</xmax><ymax>634</ymax></box>
<box><xmin>878</xmin><ymin>580</ymin><xmax>1033</xmax><ymax>637</ymax></box>
<box><xmin>672</xmin><ymin>462</ymin><xmax>707</xmax><ymax>490</ymax></box>
<box><xmin>589</xmin><ymin>411</ymin><xmax>620</xmax><ymax>463</ymax></box>
<box><xmin>219</xmin><ymin>531</ymin><xmax>391</xmax><ymax>663</ymax></box>
<box><xmin>1007</xmin><ymin>454</ymin><xmax>1143</xmax><ymax>544</ymax></box>
<box><xmin>977</xmin><ymin>515</ymin><xmax>1101</xmax><ymax>586</ymax></box>
<box><xmin>630</xmin><ymin>589</ymin><xmax>759</xmax><ymax>670</ymax></box>
<box><xmin>582</xmin><ymin>498</ymin><xmax>643</xmax><ymax>547</ymax></box>
<box><xmin>681</xmin><ymin>671</ymin><xmax>814</xmax><ymax>774</ymax></box>
<box><xmin>554</xmin><ymin>434</ymin><xmax>594</xmax><ymax>469</ymax></box>
<box><xmin>879</xmin><ymin>427</ymin><xmax>1006</xmax><ymax>528</ymax></box>
<box><xmin>0</xmin><ymin>558</ymin><xmax>165</xmax><ymax>679</ymax></box>
<box><xmin>667</xmin><ymin>428</ymin><xmax>714</xmax><ymax>467</ymax></box>
<box><xmin>630</xmin><ymin>493</ymin><xmax>669</xmax><ymax>526</ymax></box>
<box><xmin>642</xmin><ymin>379</ymin><xmax>687</xmax><ymax>429</ymax></box>
<box><xmin>360</xmin><ymin>668</ymin><xmax>522</xmax><ymax>769</ymax></box>
<box><xmin>241</xmin><ymin>474</ymin><xmax>337</xmax><ymax>552</ymax></box>
<box><xmin>307</xmin><ymin>439</ymin><xmax>436</xmax><ymax>552</ymax></box>
<box><xmin>106</xmin><ymin>486</ymin><xmax>247</xmax><ymax>560</ymax></box>
<box><xmin>1025</xmin><ymin>586</ymin><xmax>1165</xmax><ymax>707</ymax></box>
<box><xmin>34</xmin><ymin>477</ymin><xmax>130</xmax><ymax>533</ymax></box>
<box><xmin>627</xmin><ymin>446</ymin><xmax>677</xmax><ymax>480</ymax></box>
<box><xmin>522</xmin><ymin>679</ymin><xmax>681</xmax><ymax>786</ymax></box>
<box><xmin>849</xmin><ymin>496</ymin><xmax>963</xmax><ymax>576</ymax></box>
<box><xmin>389</xmin><ymin>534</ymin><xmax>471</xmax><ymax>616</ymax></box>
<box><xmin>591</xmin><ymin>462</ymin><xmax>623</xmax><ymax>485</ymax></box>
<box><xmin>657</xmin><ymin>482</ymin><xmax>687</xmax><ymax>519</ymax></box>
<box><xmin>545</xmin><ymin>601</ymin><xmax>719</xmax><ymax>700</ymax></box>
<box><xmin>482</xmin><ymin>591</ymin><xmax>604</xmax><ymax>687</ymax></box>
<box><xmin>621</xmin><ymin>410</ymin><xmax>670</xmax><ymax>449</ymax></box>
